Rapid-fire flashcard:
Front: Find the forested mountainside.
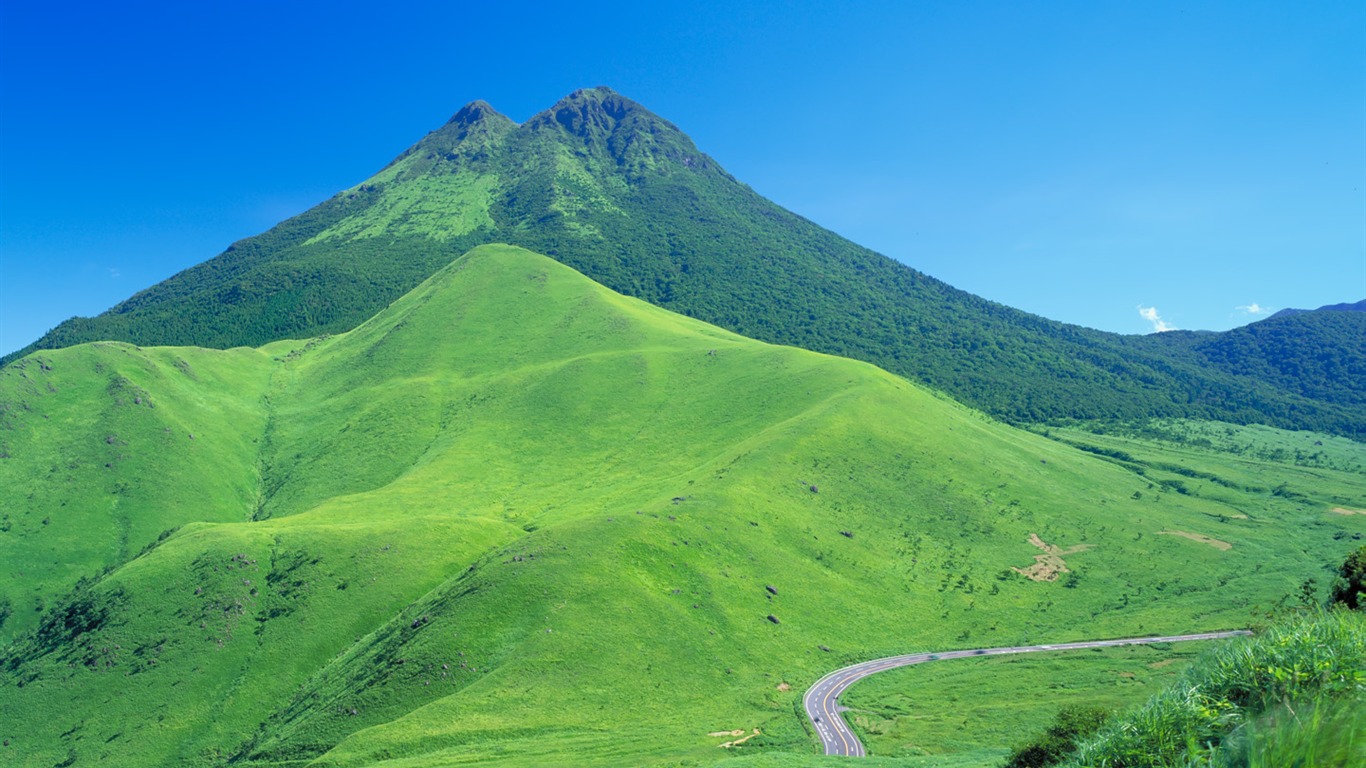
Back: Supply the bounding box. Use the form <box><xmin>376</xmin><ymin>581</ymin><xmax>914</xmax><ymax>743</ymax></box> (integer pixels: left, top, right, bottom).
<box><xmin>1141</xmin><ymin>309</ymin><xmax>1366</xmax><ymax>408</ymax></box>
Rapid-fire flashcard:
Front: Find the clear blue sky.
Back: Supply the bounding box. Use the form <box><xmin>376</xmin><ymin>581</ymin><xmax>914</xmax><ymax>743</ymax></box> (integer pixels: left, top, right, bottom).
<box><xmin>2</xmin><ymin>0</ymin><xmax>1362</xmax><ymax>356</ymax></box>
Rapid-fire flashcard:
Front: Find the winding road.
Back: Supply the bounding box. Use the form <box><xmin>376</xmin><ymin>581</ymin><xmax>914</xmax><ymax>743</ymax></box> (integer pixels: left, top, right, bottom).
<box><xmin>803</xmin><ymin>630</ymin><xmax>1251</xmax><ymax>757</ymax></box>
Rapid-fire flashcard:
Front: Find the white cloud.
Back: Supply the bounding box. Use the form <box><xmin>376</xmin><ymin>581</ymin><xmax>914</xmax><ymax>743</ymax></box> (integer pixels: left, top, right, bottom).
<box><xmin>108</xmin><ymin>267</ymin><xmax>122</xmax><ymax>279</ymax></box>
<box><xmin>1137</xmin><ymin>305</ymin><xmax>1176</xmax><ymax>332</ymax></box>
<box><xmin>1235</xmin><ymin>302</ymin><xmax>1270</xmax><ymax>315</ymax></box>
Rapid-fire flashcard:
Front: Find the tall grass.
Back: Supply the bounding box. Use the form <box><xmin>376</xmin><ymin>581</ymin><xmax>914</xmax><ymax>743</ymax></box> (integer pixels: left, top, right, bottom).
<box><xmin>1065</xmin><ymin>610</ymin><xmax>1366</xmax><ymax>767</ymax></box>
<box><xmin>1202</xmin><ymin>696</ymin><xmax>1365</xmax><ymax>768</ymax></box>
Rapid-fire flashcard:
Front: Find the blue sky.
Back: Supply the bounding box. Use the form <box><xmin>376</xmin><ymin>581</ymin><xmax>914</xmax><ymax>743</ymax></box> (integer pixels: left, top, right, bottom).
<box><xmin>1</xmin><ymin>0</ymin><xmax>1362</xmax><ymax>356</ymax></box>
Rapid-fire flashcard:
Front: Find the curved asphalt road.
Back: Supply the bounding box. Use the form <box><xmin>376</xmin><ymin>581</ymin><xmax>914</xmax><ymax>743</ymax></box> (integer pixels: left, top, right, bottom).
<box><xmin>803</xmin><ymin>630</ymin><xmax>1251</xmax><ymax>757</ymax></box>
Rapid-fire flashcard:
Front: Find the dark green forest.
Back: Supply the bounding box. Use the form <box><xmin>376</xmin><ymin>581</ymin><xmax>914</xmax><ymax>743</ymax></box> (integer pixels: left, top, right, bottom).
<box><xmin>1143</xmin><ymin>311</ymin><xmax>1366</xmax><ymax>407</ymax></box>
<box><xmin>7</xmin><ymin>88</ymin><xmax>1363</xmax><ymax>436</ymax></box>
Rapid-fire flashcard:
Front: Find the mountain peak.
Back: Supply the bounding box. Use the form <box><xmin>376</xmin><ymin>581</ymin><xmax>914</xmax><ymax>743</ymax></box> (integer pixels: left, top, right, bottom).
<box><xmin>397</xmin><ymin>99</ymin><xmax>514</xmax><ymax>168</ymax></box>
<box><xmin>563</xmin><ymin>85</ymin><xmax>620</xmax><ymax>101</ymax></box>
<box><xmin>551</xmin><ymin>86</ymin><xmax>625</xmax><ymax>110</ymax></box>
<box><xmin>525</xmin><ymin>86</ymin><xmax>711</xmax><ymax>176</ymax></box>
<box><xmin>534</xmin><ymin>86</ymin><xmax>669</xmax><ymax>136</ymax></box>
<box><xmin>445</xmin><ymin>99</ymin><xmax>512</xmax><ymax>129</ymax></box>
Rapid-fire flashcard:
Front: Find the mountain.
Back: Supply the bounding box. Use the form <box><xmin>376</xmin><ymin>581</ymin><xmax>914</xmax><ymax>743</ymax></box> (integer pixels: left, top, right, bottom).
<box><xmin>3</xmin><ymin>245</ymin><xmax>1363</xmax><ymax>767</ymax></box>
<box><xmin>1269</xmin><ymin>299</ymin><xmax>1366</xmax><ymax>319</ymax></box>
<box><xmin>5</xmin><ymin>88</ymin><xmax>1362</xmax><ymax>437</ymax></box>
<box><xmin>1144</xmin><ymin>309</ymin><xmax>1366</xmax><ymax>408</ymax></box>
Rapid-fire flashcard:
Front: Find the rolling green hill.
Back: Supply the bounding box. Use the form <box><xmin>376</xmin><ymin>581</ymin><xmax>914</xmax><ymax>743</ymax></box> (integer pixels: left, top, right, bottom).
<box><xmin>3</xmin><ymin>245</ymin><xmax>1363</xmax><ymax>767</ymax></box>
<box><xmin>7</xmin><ymin>88</ymin><xmax>1362</xmax><ymax>437</ymax></box>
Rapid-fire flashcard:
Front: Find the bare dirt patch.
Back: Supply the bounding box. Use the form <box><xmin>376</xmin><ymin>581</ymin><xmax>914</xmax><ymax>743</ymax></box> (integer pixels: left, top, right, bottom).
<box><xmin>1148</xmin><ymin>659</ymin><xmax>1179</xmax><ymax>669</ymax></box>
<box><xmin>1157</xmin><ymin>530</ymin><xmax>1232</xmax><ymax>551</ymax></box>
<box><xmin>1012</xmin><ymin>533</ymin><xmax>1091</xmax><ymax>582</ymax></box>
<box><xmin>1330</xmin><ymin>507</ymin><xmax>1366</xmax><ymax>516</ymax></box>
<box><xmin>714</xmin><ymin>729</ymin><xmax>760</xmax><ymax>748</ymax></box>
<box><xmin>776</xmin><ymin>682</ymin><xmax>791</xmax><ymax>692</ymax></box>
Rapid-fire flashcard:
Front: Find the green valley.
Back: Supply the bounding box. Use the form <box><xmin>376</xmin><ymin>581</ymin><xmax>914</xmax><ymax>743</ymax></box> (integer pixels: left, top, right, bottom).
<box><xmin>3</xmin><ymin>245</ymin><xmax>1362</xmax><ymax>767</ymax></box>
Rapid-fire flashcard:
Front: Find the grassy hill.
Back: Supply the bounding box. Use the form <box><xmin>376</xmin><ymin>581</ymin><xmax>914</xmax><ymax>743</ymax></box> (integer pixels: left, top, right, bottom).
<box><xmin>2</xmin><ymin>245</ymin><xmax>1363</xmax><ymax>767</ymax></box>
<box><xmin>7</xmin><ymin>88</ymin><xmax>1362</xmax><ymax>438</ymax></box>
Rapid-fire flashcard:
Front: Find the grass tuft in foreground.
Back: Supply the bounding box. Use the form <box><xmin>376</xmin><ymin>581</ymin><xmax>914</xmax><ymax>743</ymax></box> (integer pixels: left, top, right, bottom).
<box><xmin>1063</xmin><ymin>609</ymin><xmax>1366</xmax><ymax>768</ymax></box>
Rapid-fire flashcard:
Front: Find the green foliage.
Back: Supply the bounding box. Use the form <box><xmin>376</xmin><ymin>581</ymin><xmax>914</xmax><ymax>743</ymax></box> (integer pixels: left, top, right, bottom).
<box><xmin>6</xmin><ymin>88</ymin><xmax>1361</xmax><ymax>438</ymax></box>
<box><xmin>1203</xmin><ymin>697</ymin><xmax>1366</xmax><ymax>768</ymax></box>
<box><xmin>1328</xmin><ymin>545</ymin><xmax>1366</xmax><ymax>610</ymax></box>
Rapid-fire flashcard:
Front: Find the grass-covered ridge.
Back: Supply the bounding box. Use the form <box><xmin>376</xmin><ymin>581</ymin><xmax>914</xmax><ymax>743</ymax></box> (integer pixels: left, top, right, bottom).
<box><xmin>9</xmin><ymin>88</ymin><xmax>1363</xmax><ymax>438</ymax></box>
<box><xmin>2</xmin><ymin>245</ymin><xmax>1363</xmax><ymax>767</ymax></box>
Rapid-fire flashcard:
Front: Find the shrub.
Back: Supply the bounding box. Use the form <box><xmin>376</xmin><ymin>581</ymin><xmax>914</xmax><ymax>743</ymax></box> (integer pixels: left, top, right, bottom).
<box><xmin>1003</xmin><ymin>705</ymin><xmax>1110</xmax><ymax>767</ymax></box>
<box><xmin>1328</xmin><ymin>545</ymin><xmax>1366</xmax><ymax>610</ymax></box>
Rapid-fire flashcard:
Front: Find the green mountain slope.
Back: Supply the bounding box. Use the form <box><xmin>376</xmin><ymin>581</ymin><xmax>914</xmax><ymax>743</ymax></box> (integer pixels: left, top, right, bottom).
<box><xmin>7</xmin><ymin>88</ymin><xmax>1361</xmax><ymax>437</ymax></box>
<box><xmin>3</xmin><ymin>245</ymin><xmax>1363</xmax><ymax>767</ymax></box>
<box><xmin>0</xmin><ymin>343</ymin><xmax>275</xmax><ymax>640</ymax></box>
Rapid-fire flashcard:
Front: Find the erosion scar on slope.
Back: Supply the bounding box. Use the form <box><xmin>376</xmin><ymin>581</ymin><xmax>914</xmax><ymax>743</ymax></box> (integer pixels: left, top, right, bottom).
<box><xmin>711</xmin><ymin>729</ymin><xmax>760</xmax><ymax>748</ymax></box>
<box><xmin>1012</xmin><ymin>533</ymin><xmax>1091</xmax><ymax>582</ymax></box>
<box><xmin>1157</xmin><ymin>530</ymin><xmax>1232</xmax><ymax>551</ymax></box>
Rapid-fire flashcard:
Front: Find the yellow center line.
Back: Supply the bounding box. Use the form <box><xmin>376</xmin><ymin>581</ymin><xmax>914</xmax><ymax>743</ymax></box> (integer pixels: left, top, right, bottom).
<box><xmin>819</xmin><ymin>658</ymin><xmax>929</xmax><ymax>755</ymax></box>
<box><xmin>822</xmin><ymin>668</ymin><xmax>869</xmax><ymax>754</ymax></box>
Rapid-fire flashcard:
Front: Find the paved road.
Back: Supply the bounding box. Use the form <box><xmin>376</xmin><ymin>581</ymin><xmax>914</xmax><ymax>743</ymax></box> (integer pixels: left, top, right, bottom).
<box><xmin>803</xmin><ymin>630</ymin><xmax>1252</xmax><ymax>757</ymax></box>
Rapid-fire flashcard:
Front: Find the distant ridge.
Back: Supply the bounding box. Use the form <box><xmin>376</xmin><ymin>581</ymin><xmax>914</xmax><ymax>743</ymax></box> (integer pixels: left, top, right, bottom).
<box><xmin>1165</xmin><ymin>306</ymin><xmax>1366</xmax><ymax>408</ymax></box>
<box><xmin>7</xmin><ymin>87</ymin><xmax>1363</xmax><ymax>436</ymax></box>
<box><xmin>1269</xmin><ymin>299</ymin><xmax>1366</xmax><ymax>319</ymax></box>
